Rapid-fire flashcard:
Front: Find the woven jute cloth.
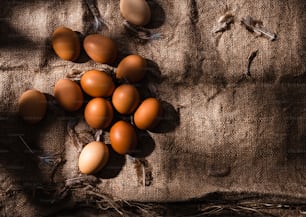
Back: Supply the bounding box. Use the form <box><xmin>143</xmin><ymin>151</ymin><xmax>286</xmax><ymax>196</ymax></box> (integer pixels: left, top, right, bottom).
<box><xmin>0</xmin><ymin>0</ymin><xmax>305</xmax><ymax>216</ymax></box>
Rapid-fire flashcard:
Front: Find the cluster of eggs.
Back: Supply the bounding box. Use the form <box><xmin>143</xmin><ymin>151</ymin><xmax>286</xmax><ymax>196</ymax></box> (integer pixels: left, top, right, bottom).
<box><xmin>18</xmin><ymin>24</ymin><xmax>162</xmax><ymax>175</ymax></box>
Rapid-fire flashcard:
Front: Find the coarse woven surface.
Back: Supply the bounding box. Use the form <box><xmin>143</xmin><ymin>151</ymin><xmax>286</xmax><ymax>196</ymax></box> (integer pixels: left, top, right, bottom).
<box><xmin>0</xmin><ymin>0</ymin><xmax>306</xmax><ymax>216</ymax></box>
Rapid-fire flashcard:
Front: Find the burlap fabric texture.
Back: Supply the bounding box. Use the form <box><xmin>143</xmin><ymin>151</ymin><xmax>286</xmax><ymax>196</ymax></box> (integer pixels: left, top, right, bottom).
<box><xmin>0</xmin><ymin>0</ymin><xmax>305</xmax><ymax>216</ymax></box>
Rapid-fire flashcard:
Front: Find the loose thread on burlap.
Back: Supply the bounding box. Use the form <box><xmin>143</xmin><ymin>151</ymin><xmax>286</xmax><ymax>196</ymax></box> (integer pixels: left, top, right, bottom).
<box><xmin>128</xmin><ymin>155</ymin><xmax>145</xmax><ymax>186</ymax></box>
<box><xmin>71</xmin><ymin>183</ymin><xmax>158</xmax><ymax>216</ymax></box>
<box><xmin>141</xmin><ymin>161</ymin><xmax>146</xmax><ymax>186</ymax></box>
<box><xmin>241</xmin><ymin>16</ymin><xmax>277</xmax><ymax>41</ymax></box>
<box><xmin>245</xmin><ymin>49</ymin><xmax>258</xmax><ymax>77</ymax></box>
<box><xmin>67</xmin><ymin>118</ymin><xmax>84</xmax><ymax>153</ymax></box>
<box><xmin>66</xmin><ymin>66</ymin><xmax>116</xmax><ymax>81</ymax></box>
<box><xmin>18</xmin><ymin>135</ymin><xmax>62</xmax><ymax>167</ymax></box>
<box><xmin>123</xmin><ymin>20</ymin><xmax>162</xmax><ymax>40</ymax></box>
<box><xmin>18</xmin><ymin>135</ymin><xmax>34</xmax><ymax>154</ymax></box>
<box><xmin>13</xmin><ymin>172</ymin><xmax>306</xmax><ymax>217</ymax></box>
<box><xmin>38</xmin><ymin>153</ymin><xmax>62</xmax><ymax>166</ymax></box>
<box><xmin>65</xmin><ymin>174</ymin><xmax>99</xmax><ymax>186</ymax></box>
<box><xmin>95</xmin><ymin>129</ymin><xmax>103</xmax><ymax>142</ymax></box>
<box><xmin>212</xmin><ymin>1</ymin><xmax>247</xmax><ymax>34</ymax></box>
<box><xmin>130</xmin><ymin>115</ymin><xmax>134</xmax><ymax>125</ymax></box>
<box><xmin>234</xmin><ymin>50</ymin><xmax>258</xmax><ymax>86</ymax></box>
<box><xmin>66</xmin><ymin>70</ymin><xmax>86</xmax><ymax>81</ymax></box>
<box><xmin>59</xmin><ymin>177</ymin><xmax>130</xmax><ymax>216</ymax></box>
<box><xmin>84</xmin><ymin>0</ymin><xmax>109</xmax><ymax>32</ymax></box>
<box><xmin>129</xmin><ymin>156</ymin><xmax>153</xmax><ymax>187</ymax></box>
<box><xmin>213</xmin><ymin>12</ymin><xmax>234</xmax><ymax>33</ymax></box>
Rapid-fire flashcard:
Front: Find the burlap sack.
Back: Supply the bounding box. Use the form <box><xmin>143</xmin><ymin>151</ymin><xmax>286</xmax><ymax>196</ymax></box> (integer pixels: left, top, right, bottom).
<box><xmin>0</xmin><ymin>0</ymin><xmax>305</xmax><ymax>216</ymax></box>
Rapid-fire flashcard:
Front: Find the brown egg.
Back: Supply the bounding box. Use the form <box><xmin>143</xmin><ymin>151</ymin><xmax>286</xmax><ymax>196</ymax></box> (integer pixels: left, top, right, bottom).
<box><xmin>78</xmin><ymin>141</ymin><xmax>109</xmax><ymax>174</ymax></box>
<box><xmin>18</xmin><ymin>89</ymin><xmax>47</xmax><ymax>124</ymax></box>
<box><xmin>112</xmin><ymin>84</ymin><xmax>140</xmax><ymax>115</ymax></box>
<box><xmin>80</xmin><ymin>70</ymin><xmax>115</xmax><ymax>97</ymax></box>
<box><xmin>54</xmin><ymin>79</ymin><xmax>83</xmax><ymax>112</ymax></box>
<box><xmin>116</xmin><ymin>54</ymin><xmax>146</xmax><ymax>83</ymax></box>
<box><xmin>52</xmin><ymin>26</ymin><xmax>80</xmax><ymax>61</ymax></box>
<box><xmin>83</xmin><ymin>34</ymin><xmax>117</xmax><ymax>64</ymax></box>
<box><xmin>110</xmin><ymin>121</ymin><xmax>137</xmax><ymax>155</ymax></box>
<box><xmin>134</xmin><ymin>98</ymin><xmax>162</xmax><ymax>130</ymax></box>
<box><xmin>84</xmin><ymin>98</ymin><xmax>113</xmax><ymax>129</ymax></box>
<box><xmin>120</xmin><ymin>0</ymin><xmax>151</xmax><ymax>26</ymax></box>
